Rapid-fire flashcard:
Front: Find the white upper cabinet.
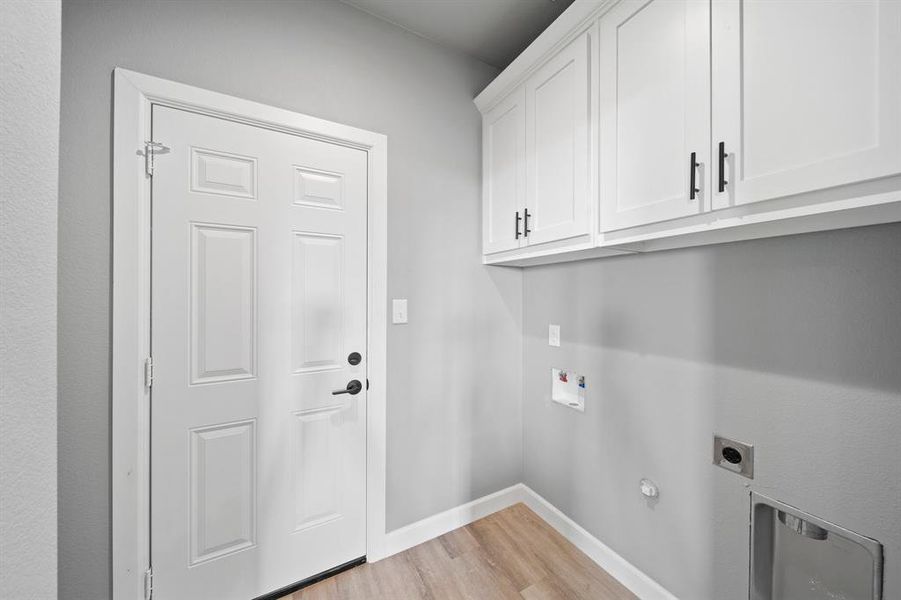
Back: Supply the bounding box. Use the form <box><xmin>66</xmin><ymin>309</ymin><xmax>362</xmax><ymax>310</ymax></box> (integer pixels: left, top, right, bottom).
<box><xmin>711</xmin><ymin>0</ymin><xmax>901</xmax><ymax>210</ymax></box>
<box><xmin>600</xmin><ymin>0</ymin><xmax>711</xmax><ymax>232</ymax></box>
<box><xmin>482</xmin><ymin>86</ymin><xmax>526</xmax><ymax>255</ymax></box>
<box><xmin>476</xmin><ymin>0</ymin><xmax>901</xmax><ymax>265</ymax></box>
<box><xmin>525</xmin><ymin>30</ymin><xmax>592</xmax><ymax>245</ymax></box>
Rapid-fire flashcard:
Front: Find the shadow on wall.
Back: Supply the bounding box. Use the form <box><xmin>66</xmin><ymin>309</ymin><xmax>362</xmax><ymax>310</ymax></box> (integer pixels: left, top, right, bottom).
<box><xmin>567</xmin><ymin>222</ymin><xmax>901</xmax><ymax>394</ymax></box>
<box><xmin>521</xmin><ymin>222</ymin><xmax>901</xmax><ymax>599</ymax></box>
<box><xmin>705</xmin><ymin>223</ymin><xmax>901</xmax><ymax>394</ymax></box>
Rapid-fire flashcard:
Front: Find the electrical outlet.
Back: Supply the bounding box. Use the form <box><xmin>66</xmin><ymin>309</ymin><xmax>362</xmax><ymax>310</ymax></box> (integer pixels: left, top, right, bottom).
<box><xmin>713</xmin><ymin>435</ymin><xmax>754</xmax><ymax>479</ymax></box>
<box><xmin>548</xmin><ymin>324</ymin><xmax>560</xmax><ymax>347</ymax></box>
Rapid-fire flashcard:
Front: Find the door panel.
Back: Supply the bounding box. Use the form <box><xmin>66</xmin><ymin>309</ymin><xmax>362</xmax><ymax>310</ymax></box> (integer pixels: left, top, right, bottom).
<box><xmin>189</xmin><ymin>420</ymin><xmax>256</xmax><ymax>565</ymax></box>
<box><xmin>525</xmin><ymin>30</ymin><xmax>591</xmax><ymax>245</ymax></box>
<box><xmin>712</xmin><ymin>0</ymin><xmax>901</xmax><ymax>209</ymax></box>
<box><xmin>190</xmin><ymin>148</ymin><xmax>257</xmax><ymax>199</ymax></box>
<box><xmin>292</xmin><ymin>406</ymin><xmax>343</xmax><ymax>531</ymax></box>
<box><xmin>293</xmin><ymin>166</ymin><xmax>344</xmax><ymax>210</ymax></box>
<box><xmin>291</xmin><ymin>232</ymin><xmax>344</xmax><ymax>373</ymax></box>
<box><xmin>190</xmin><ymin>224</ymin><xmax>257</xmax><ymax>384</ymax></box>
<box><xmin>600</xmin><ymin>0</ymin><xmax>710</xmax><ymax>231</ymax></box>
<box><xmin>483</xmin><ymin>87</ymin><xmax>526</xmax><ymax>254</ymax></box>
<box><xmin>151</xmin><ymin>105</ymin><xmax>367</xmax><ymax>600</ymax></box>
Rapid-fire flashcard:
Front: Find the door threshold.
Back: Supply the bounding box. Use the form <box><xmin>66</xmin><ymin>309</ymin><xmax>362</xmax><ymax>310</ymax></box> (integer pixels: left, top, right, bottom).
<box><xmin>252</xmin><ymin>556</ymin><xmax>367</xmax><ymax>600</ymax></box>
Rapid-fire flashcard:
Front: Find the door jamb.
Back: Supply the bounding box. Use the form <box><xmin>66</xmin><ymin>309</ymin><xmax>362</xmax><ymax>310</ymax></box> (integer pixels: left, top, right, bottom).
<box><xmin>111</xmin><ymin>68</ymin><xmax>389</xmax><ymax>599</ymax></box>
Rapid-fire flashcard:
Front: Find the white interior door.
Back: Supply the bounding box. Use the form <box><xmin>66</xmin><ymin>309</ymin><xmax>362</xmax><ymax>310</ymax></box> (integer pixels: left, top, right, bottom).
<box><xmin>600</xmin><ymin>0</ymin><xmax>711</xmax><ymax>231</ymax></box>
<box><xmin>712</xmin><ymin>0</ymin><xmax>901</xmax><ymax>210</ymax></box>
<box><xmin>483</xmin><ymin>87</ymin><xmax>526</xmax><ymax>254</ymax></box>
<box><xmin>150</xmin><ymin>105</ymin><xmax>367</xmax><ymax>600</ymax></box>
<box><xmin>525</xmin><ymin>30</ymin><xmax>591</xmax><ymax>245</ymax></box>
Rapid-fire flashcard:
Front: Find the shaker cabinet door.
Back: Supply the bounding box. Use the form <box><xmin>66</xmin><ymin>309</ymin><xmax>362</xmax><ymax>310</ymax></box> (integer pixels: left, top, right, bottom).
<box><xmin>711</xmin><ymin>0</ymin><xmax>901</xmax><ymax>210</ymax></box>
<box><xmin>600</xmin><ymin>0</ymin><xmax>711</xmax><ymax>232</ymax></box>
<box><xmin>524</xmin><ymin>30</ymin><xmax>592</xmax><ymax>245</ymax></box>
<box><xmin>483</xmin><ymin>87</ymin><xmax>526</xmax><ymax>254</ymax></box>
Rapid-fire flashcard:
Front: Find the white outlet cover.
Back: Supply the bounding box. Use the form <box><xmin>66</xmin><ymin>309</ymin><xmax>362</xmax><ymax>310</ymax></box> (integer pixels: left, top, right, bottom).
<box><xmin>392</xmin><ymin>298</ymin><xmax>408</xmax><ymax>324</ymax></box>
<box><xmin>548</xmin><ymin>324</ymin><xmax>560</xmax><ymax>347</ymax></box>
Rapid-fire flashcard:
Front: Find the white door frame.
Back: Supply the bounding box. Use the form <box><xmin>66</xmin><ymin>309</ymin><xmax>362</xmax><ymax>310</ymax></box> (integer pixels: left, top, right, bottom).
<box><xmin>111</xmin><ymin>68</ymin><xmax>388</xmax><ymax>600</ymax></box>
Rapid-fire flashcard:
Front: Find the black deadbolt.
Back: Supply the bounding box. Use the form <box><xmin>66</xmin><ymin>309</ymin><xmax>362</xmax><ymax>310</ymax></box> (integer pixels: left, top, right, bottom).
<box><xmin>348</xmin><ymin>351</ymin><xmax>362</xmax><ymax>366</ymax></box>
<box><xmin>721</xmin><ymin>446</ymin><xmax>743</xmax><ymax>464</ymax></box>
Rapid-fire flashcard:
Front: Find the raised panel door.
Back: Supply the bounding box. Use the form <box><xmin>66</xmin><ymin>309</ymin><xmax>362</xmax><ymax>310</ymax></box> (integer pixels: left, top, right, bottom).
<box><xmin>151</xmin><ymin>105</ymin><xmax>367</xmax><ymax>599</ymax></box>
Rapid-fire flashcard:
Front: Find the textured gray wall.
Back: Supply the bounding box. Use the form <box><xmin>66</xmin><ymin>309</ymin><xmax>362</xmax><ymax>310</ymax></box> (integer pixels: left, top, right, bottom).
<box><xmin>0</xmin><ymin>2</ymin><xmax>60</xmax><ymax>599</ymax></box>
<box><xmin>522</xmin><ymin>223</ymin><xmax>901</xmax><ymax>599</ymax></box>
<box><xmin>59</xmin><ymin>1</ymin><xmax>521</xmax><ymax>597</ymax></box>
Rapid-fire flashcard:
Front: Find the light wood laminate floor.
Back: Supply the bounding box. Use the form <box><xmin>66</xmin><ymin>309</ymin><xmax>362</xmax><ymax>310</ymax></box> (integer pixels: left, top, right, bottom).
<box><xmin>284</xmin><ymin>503</ymin><xmax>637</xmax><ymax>600</ymax></box>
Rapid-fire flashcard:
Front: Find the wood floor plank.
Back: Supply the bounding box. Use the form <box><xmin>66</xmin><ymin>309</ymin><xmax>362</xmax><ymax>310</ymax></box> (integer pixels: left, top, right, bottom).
<box><xmin>466</xmin><ymin>512</ymin><xmax>548</xmax><ymax>591</ymax></box>
<box><xmin>494</xmin><ymin>505</ymin><xmax>637</xmax><ymax>600</ymax></box>
<box><xmin>280</xmin><ymin>503</ymin><xmax>635</xmax><ymax>600</ymax></box>
<box><xmin>437</xmin><ymin>523</ymin><xmax>480</xmax><ymax>559</ymax></box>
<box><xmin>520</xmin><ymin>573</ymin><xmax>578</xmax><ymax>600</ymax></box>
<box><xmin>406</xmin><ymin>537</ymin><xmax>468</xmax><ymax>600</ymax></box>
<box><xmin>333</xmin><ymin>562</ymin><xmax>381</xmax><ymax>600</ymax></box>
<box><xmin>292</xmin><ymin>576</ymin><xmax>338</xmax><ymax>600</ymax></box>
<box><xmin>369</xmin><ymin>552</ymin><xmax>432</xmax><ymax>599</ymax></box>
<box><xmin>448</xmin><ymin>547</ymin><xmax>523</xmax><ymax>600</ymax></box>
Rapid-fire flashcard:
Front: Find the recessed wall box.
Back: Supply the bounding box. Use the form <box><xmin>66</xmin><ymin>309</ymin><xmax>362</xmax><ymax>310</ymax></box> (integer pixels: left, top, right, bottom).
<box><xmin>551</xmin><ymin>368</ymin><xmax>584</xmax><ymax>412</ymax></box>
<box><xmin>751</xmin><ymin>493</ymin><xmax>883</xmax><ymax>600</ymax></box>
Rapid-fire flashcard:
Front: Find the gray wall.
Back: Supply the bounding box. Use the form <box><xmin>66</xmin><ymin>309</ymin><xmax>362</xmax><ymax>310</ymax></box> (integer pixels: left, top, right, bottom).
<box><xmin>60</xmin><ymin>3</ymin><xmax>899</xmax><ymax>600</ymax></box>
<box><xmin>0</xmin><ymin>1</ymin><xmax>60</xmax><ymax>599</ymax></box>
<box><xmin>59</xmin><ymin>1</ymin><xmax>522</xmax><ymax>597</ymax></box>
<box><xmin>523</xmin><ymin>223</ymin><xmax>901</xmax><ymax>599</ymax></box>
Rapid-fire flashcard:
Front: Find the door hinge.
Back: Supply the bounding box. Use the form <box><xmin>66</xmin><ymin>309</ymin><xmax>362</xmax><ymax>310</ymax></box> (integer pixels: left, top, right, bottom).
<box><xmin>144</xmin><ymin>141</ymin><xmax>170</xmax><ymax>177</ymax></box>
<box><xmin>144</xmin><ymin>356</ymin><xmax>153</xmax><ymax>389</ymax></box>
<box><xmin>143</xmin><ymin>567</ymin><xmax>153</xmax><ymax>600</ymax></box>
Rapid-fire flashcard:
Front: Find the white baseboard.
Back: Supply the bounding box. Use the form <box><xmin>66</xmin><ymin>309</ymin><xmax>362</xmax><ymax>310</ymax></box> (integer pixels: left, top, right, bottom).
<box><xmin>378</xmin><ymin>482</ymin><xmax>677</xmax><ymax>600</ymax></box>
<box><xmin>520</xmin><ymin>485</ymin><xmax>678</xmax><ymax>600</ymax></box>
<box><xmin>380</xmin><ymin>483</ymin><xmax>528</xmax><ymax>559</ymax></box>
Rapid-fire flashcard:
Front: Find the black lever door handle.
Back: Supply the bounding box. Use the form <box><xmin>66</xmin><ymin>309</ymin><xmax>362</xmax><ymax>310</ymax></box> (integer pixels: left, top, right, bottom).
<box><xmin>689</xmin><ymin>152</ymin><xmax>700</xmax><ymax>200</ymax></box>
<box><xmin>515</xmin><ymin>211</ymin><xmax>522</xmax><ymax>239</ymax></box>
<box><xmin>718</xmin><ymin>141</ymin><xmax>728</xmax><ymax>193</ymax></box>
<box><xmin>332</xmin><ymin>380</ymin><xmax>363</xmax><ymax>395</ymax></box>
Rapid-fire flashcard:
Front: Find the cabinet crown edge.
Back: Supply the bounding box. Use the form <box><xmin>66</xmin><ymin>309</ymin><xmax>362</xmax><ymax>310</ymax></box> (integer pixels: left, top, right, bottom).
<box><xmin>474</xmin><ymin>0</ymin><xmax>615</xmax><ymax>113</ymax></box>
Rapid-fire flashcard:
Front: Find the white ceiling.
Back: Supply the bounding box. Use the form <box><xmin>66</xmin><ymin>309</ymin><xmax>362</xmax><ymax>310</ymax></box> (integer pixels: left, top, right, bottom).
<box><xmin>340</xmin><ymin>0</ymin><xmax>575</xmax><ymax>69</ymax></box>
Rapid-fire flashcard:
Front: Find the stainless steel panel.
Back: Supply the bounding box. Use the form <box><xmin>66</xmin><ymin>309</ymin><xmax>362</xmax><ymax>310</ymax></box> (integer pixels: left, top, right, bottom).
<box><xmin>750</xmin><ymin>493</ymin><xmax>883</xmax><ymax>600</ymax></box>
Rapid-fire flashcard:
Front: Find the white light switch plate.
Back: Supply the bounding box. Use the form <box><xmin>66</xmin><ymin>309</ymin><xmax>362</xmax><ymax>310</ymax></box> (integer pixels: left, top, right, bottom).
<box><xmin>392</xmin><ymin>299</ymin><xmax>408</xmax><ymax>324</ymax></box>
<box><xmin>548</xmin><ymin>324</ymin><xmax>560</xmax><ymax>347</ymax></box>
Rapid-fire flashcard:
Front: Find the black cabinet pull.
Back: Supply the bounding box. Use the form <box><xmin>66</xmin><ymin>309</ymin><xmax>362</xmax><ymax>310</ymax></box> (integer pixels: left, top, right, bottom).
<box><xmin>718</xmin><ymin>141</ymin><xmax>728</xmax><ymax>193</ymax></box>
<box><xmin>689</xmin><ymin>152</ymin><xmax>700</xmax><ymax>200</ymax></box>
<box><xmin>515</xmin><ymin>211</ymin><xmax>522</xmax><ymax>239</ymax></box>
<box><xmin>523</xmin><ymin>209</ymin><xmax>531</xmax><ymax>236</ymax></box>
